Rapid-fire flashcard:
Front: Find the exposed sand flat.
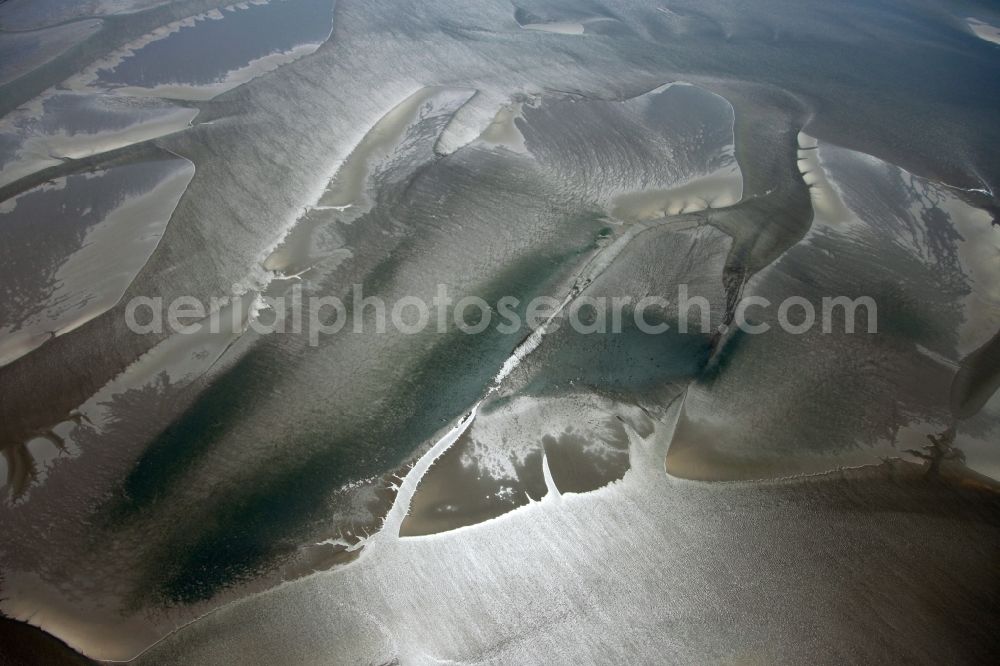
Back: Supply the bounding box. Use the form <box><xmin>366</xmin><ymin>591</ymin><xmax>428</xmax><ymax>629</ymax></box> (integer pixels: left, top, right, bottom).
<box><xmin>795</xmin><ymin>131</ymin><xmax>852</xmax><ymax>225</ymax></box>
<box><xmin>0</xmin><ymin>73</ymin><xmax>602</xmax><ymax>640</ymax></box>
<box><xmin>0</xmin><ymin>291</ymin><xmax>258</xmax><ymax>655</ymax></box>
<box><xmin>434</xmin><ymin>90</ymin><xmax>511</xmax><ymax>155</ymax></box>
<box><xmin>30</xmin><ymin>108</ymin><xmax>196</xmax><ymax>162</ymax></box>
<box><xmin>512</xmin><ymin>6</ymin><xmax>625</xmax><ymax>36</ymax></box>
<box><xmin>0</xmin><ymin>156</ymin><xmax>194</xmax><ymax>367</ymax></box>
<box><xmin>66</xmin><ymin>291</ymin><xmax>259</xmax><ymax>433</ymax></box>
<box><xmin>667</xmin><ymin>135</ymin><xmax>1000</xmax><ymax>483</ymax></box>
<box><xmin>64</xmin><ymin>0</ymin><xmax>335</xmax><ymax>101</ymax></box>
<box><xmin>609</xmin><ymin>164</ymin><xmax>743</xmax><ymax>220</ymax></box>
<box><xmin>520</xmin><ymin>20</ymin><xmax>585</xmax><ymax>35</ymax></box>
<box><xmin>478</xmin><ymin>101</ymin><xmax>528</xmax><ymax>153</ymax></box>
<box><xmin>104</xmin><ymin>42</ymin><xmax>323</xmax><ymax>102</ymax></box>
<box><xmin>967</xmin><ymin>18</ymin><xmax>1000</xmax><ymax>45</ymax></box>
<box><xmin>398</xmin><ymin>428</ymin><xmax>544</xmax><ymax>537</ymax></box>
<box><xmin>314</xmin><ymin>87</ymin><xmax>476</xmax><ymax>212</ymax></box>
<box><xmin>665</xmin><ymin>390</ymin><xmax>907</xmax><ymax>482</ymax></box>
<box><xmin>2</xmin><ymin>0</ymin><xmax>999</xmax><ymax>656</ymax></box>
<box><xmin>850</xmin><ymin>142</ymin><xmax>999</xmax><ymax>473</ymax></box>
<box><xmin>0</xmin><ymin>0</ymin><xmax>174</xmax><ymax>31</ymax></box>
<box><xmin>392</xmin><ymin>217</ymin><xmax>671</xmax><ymax>539</ymax></box>
<box><xmin>814</xmin><ymin>139</ymin><xmax>1000</xmax><ymax>357</ymax></box>
<box><xmin>0</xmin><ymin>19</ymin><xmax>101</xmax><ymax>86</ymax></box>
<box><xmin>931</xmin><ymin>191</ymin><xmax>1000</xmax><ymax>357</ymax></box>
<box><xmin>517</xmin><ymin>83</ymin><xmax>742</xmax><ymax>210</ymax></box>
<box><xmin>397</xmin><ymin>213</ymin><xmax>727</xmax><ymax>538</ymax></box>
<box><xmin>0</xmin><ymin>93</ymin><xmax>197</xmax><ymax>188</ymax></box>
<box><xmin>263</xmin><ymin>87</ymin><xmax>476</xmax><ymax>276</ymax></box>
<box><xmin>134</xmin><ymin>398</ymin><xmax>1000</xmax><ymax>665</ymax></box>
<box><xmin>400</xmin><ymin>393</ymin><xmax>633</xmax><ymax>536</ymax></box>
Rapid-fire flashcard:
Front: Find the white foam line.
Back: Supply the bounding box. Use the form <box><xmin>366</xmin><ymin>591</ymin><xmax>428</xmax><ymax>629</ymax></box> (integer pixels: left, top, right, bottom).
<box><xmin>377</xmin><ymin>402</ymin><xmax>482</xmax><ymax>541</ymax></box>
<box><xmin>493</xmin><ymin>291</ymin><xmax>574</xmax><ymax>386</ymax></box>
<box><xmin>368</xmin><ymin>276</ymin><xmax>579</xmax><ymax>544</ymax></box>
<box><xmin>946</xmin><ymin>184</ymin><xmax>994</xmax><ymax>197</ymax></box>
<box><xmin>541</xmin><ymin>453</ymin><xmax>561</xmax><ymax>502</ymax></box>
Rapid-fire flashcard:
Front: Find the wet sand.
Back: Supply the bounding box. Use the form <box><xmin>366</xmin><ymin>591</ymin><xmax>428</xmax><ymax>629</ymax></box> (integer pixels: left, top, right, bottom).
<box><xmin>519</xmin><ymin>21</ymin><xmax>585</xmax><ymax>35</ymax></box>
<box><xmin>0</xmin><ymin>156</ymin><xmax>194</xmax><ymax>367</ymax></box>
<box><xmin>400</xmin><ymin>394</ymin><xmax>633</xmax><ymax>537</ymax></box>
<box><xmin>135</xmin><ymin>400</ymin><xmax>1000</xmax><ymax>665</ymax></box>
<box><xmin>609</xmin><ymin>165</ymin><xmax>743</xmax><ymax>220</ymax></box>
<box><xmin>478</xmin><ymin>101</ymin><xmax>528</xmax><ymax>153</ymax></box>
<box><xmin>2</xmin><ymin>0</ymin><xmax>999</xmax><ymax>659</ymax></box>
<box><xmin>69</xmin><ymin>0</ymin><xmax>336</xmax><ymax>101</ymax></box>
<box><xmin>967</xmin><ymin>18</ymin><xmax>1000</xmax><ymax>45</ymax></box>
<box><xmin>400</xmin><ymin>430</ymin><xmax>546</xmax><ymax>537</ymax></box>
<box><xmin>0</xmin><ymin>20</ymin><xmax>102</xmax><ymax>86</ymax></box>
<box><xmin>666</xmin><ymin>131</ymin><xmax>1000</xmax><ymax>482</ymax></box>
<box><xmin>0</xmin><ymin>93</ymin><xmax>197</xmax><ymax>188</ymax></box>
<box><xmin>0</xmin><ymin>0</ymin><xmax>172</xmax><ymax>31</ymax></box>
<box><xmin>263</xmin><ymin>86</ymin><xmax>475</xmax><ymax>276</ymax></box>
<box><xmin>0</xmin><ymin>287</ymin><xmax>251</xmax><ymax>498</ymax></box>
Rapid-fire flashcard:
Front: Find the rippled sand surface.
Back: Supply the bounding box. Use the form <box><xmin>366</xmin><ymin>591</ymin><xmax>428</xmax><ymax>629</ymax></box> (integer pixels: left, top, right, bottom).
<box><xmin>0</xmin><ymin>0</ymin><xmax>998</xmax><ymax>662</ymax></box>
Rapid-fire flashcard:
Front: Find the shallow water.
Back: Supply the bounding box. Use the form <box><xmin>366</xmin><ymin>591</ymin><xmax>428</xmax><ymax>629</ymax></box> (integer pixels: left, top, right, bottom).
<box><xmin>0</xmin><ymin>155</ymin><xmax>193</xmax><ymax>367</ymax></box>
<box><xmin>0</xmin><ymin>92</ymin><xmax>197</xmax><ymax>188</ymax></box>
<box><xmin>0</xmin><ymin>20</ymin><xmax>101</xmax><ymax>86</ymax></box>
<box><xmin>0</xmin><ymin>0</ymin><xmax>172</xmax><ymax>31</ymax></box>
<box><xmin>0</xmin><ymin>0</ymin><xmax>998</xmax><ymax>661</ymax></box>
<box><xmin>82</xmin><ymin>0</ymin><xmax>336</xmax><ymax>100</ymax></box>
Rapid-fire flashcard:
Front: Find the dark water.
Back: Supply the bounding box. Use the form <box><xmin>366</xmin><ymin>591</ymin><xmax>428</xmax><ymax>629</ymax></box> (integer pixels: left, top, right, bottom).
<box><xmin>97</xmin><ymin>0</ymin><xmax>335</xmax><ymax>88</ymax></box>
<box><xmin>0</xmin><ymin>0</ymin><xmax>998</xmax><ymax>660</ymax></box>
